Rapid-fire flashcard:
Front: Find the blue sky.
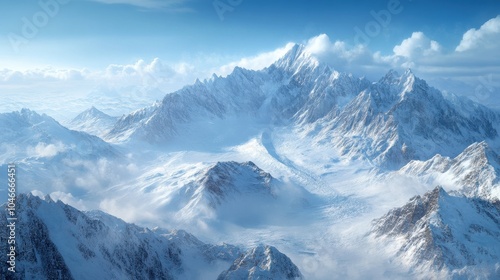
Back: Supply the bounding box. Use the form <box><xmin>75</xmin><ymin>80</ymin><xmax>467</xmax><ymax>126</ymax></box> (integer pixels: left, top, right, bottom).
<box><xmin>1</xmin><ymin>0</ymin><xmax>498</xmax><ymax>68</ymax></box>
<box><xmin>1</xmin><ymin>0</ymin><xmax>499</xmax><ymax>120</ymax></box>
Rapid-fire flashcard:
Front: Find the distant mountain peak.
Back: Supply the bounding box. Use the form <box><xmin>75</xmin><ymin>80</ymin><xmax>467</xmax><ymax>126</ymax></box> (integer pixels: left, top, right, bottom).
<box><xmin>70</xmin><ymin>107</ymin><xmax>118</xmax><ymax>138</ymax></box>
<box><xmin>72</xmin><ymin>106</ymin><xmax>112</xmax><ymax>121</ymax></box>
<box><xmin>382</xmin><ymin>69</ymin><xmax>400</xmax><ymax>82</ymax></box>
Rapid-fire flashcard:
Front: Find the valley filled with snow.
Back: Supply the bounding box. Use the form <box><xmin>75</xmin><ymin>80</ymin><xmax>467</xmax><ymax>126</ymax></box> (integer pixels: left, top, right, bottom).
<box><xmin>1</xmin><ymin>44</ymin><xmax>499</xmax><ymax>279</ymax></box>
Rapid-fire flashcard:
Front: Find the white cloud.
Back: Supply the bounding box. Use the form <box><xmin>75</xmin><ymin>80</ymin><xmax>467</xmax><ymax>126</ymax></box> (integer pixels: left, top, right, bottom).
<box><xmin>216</xmin><ymin>43</ymin><xmax>296</xmax><ymax>76</ymax></box>
<box><xmin>0</xmin><ymin>68</ymin><xmax>89</xmax><ymax>83</ymax></box>
<box><xmin>305</xmin><ymin>34</ymin><xmax>371</xmax><ymax>62</ymax></box>
<box><xmin>2</xmin><ymin>15</ymin><xmax>500</xmax><ymax>119</ymax></box>
<box><xmin>50</xmin><ymin>191</ymin><xmax>88</xmax><ymax>211</ymax></box>
<box><xmin>456</xmin><ymin>15</ymin><xmax>500</xmax><ymax>52</ymax></box>
<box><xmin>27</xmin><ymin>142</ymin><xmax>67</xmax><ymax>158</ymax></box>
<box><xmin>393</xmin><ymin>32</ymin><xmax>441</xmax><ymax>58</ymax></box>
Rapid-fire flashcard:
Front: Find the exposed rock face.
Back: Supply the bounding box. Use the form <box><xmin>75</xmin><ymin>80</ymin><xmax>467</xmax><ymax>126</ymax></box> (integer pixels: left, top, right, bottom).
<box><xmin>218</xmin><ymin>245</ymin><xmax>304</xmax><ymax>280</ymax></box>
<box><xmin>372</xmin><ymin>187</ymin><xmax>500</xmax><ymax>276</ymax></box>
<box><xmin>399</xmin><ymin>141</ymin><xmax>500</xmax><ymax>201</ymax></box>
<box><xmin>0</xmin><ymin>194</ymin><xmax>303</xmax><ymax>280</ymax></box>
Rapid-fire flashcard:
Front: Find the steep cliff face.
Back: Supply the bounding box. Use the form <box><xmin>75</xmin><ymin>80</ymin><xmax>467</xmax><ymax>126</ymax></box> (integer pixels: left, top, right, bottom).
<box><xmin>371</xmin><ymin>187</ymin><xmax>500</xmax><ymax>277</ymax></box>
<box><xmin>0</xmin><ymin>194</ymin><xmax>303</xmax><ymax>280</ymax></box>
<box><xmin>218</xmin><ymin>245</ymin><xmax>304</xmax><ymax>280</ymax></box>
<box><xmin>399</xmin><ymin>141</ymin><xmax>500</xmax><ymax>201</ymax></box>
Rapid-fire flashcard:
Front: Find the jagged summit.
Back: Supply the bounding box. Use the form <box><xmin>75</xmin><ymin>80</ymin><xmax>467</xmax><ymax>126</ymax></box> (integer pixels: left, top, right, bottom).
<box><xmin>377</xmin><ymin>68</ymin><xmax>419</xmax><ymax>95</ymax></box>
<box><xmin>271</xmin><ymin>43</ymin><xmax>324</xmax><ymax>76</ymax></box>
<box><xmin>218</xmin><ymin>244</ymin><xmax>304</xmax><ymax>280</ymax></box>
<box><xmin>198</xmin><ymin>161</ymin><xmax>274</xmax><ymax>204</ymax></box>
<box><xmin>400</xmin><ymin>141</ymin><xmax>500</xmax><ymax>201</ymax></box>
<box><xmin>459</xmin><ymin>141</ymin><xmax>500</xmax><ymax>166</ymax></box>
<box><xmin>103</xmin><ymin>43</ymin><xmax>500</xmax><ymax>173</ymax></box>
<box><xmin>1</xmin><ymin>108</ymin><xmax>56</xmax><ymax>128</ymax></box>
<box><xmin>372</xmin><ymin>187</ymin><xmax>500</xmax><ymax>275</ymax></box>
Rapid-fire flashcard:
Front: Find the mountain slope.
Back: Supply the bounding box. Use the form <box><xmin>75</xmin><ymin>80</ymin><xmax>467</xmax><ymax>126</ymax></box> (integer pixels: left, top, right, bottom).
<box><xmin>371</xmin><ymin>187</ymin><xmax>500</xmax><ymax>278</ymax></box>
<box><xmin>105</xmin><ymin>44</ymin><xmax>500</xmax><ymax>171</ymax></box>
<box><xmin>68</xmin><ymin>106</ymin><xmax>118</xmax><ymax>138</ymax></box>
<box><xmin>0</xmin><ymin>109</ymin><xmax>120</xmax><ymax>200</ymax></box>
<box><xmin>0</xmin><ymin>194</ymin><xmax>303</xmax><ymax>280</ymax></box>
<box><xmin>317</xmin><ymin>69</ymin><xmax>500</xmax><ymax>169</ymax></box>
<box><xmin>399</xmin><ymin>141</ymin><xmax>500</xmax><ymax>201</ymax></box>
<box><xmin>217</xmin><ymin>245</ymin><xmax>304</xmax><ymax>280</ymax></box>
<box><xmin>105</xmin><ymin>44</ymin><xmax>369</xmax><ymax>144</ymax></box>
<box><xmin>0</xmin><ymin>108</ymin><xmax>116</xmax><ymax>162</ymax></box>
<box><xmin>108</xmin><ymin>160</ymin><xmax>312</xmax><ymax>228</ymax></box>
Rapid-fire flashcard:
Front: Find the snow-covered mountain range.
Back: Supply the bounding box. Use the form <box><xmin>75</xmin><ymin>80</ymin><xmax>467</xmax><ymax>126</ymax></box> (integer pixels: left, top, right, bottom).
<box><xmin>0</xmin><ymin>109</ymin><xmax>119</xmax><ymax>200</ymax></box>
<box><xmin>0</xmin><ymin>108</ymin><xmax>116</xmax><ymax>162</ymax></box>
<box><xmin>398</xmin><ymin>141</ymin><xmax>500</xmax><ymax>201</ymax></box>
<box><xmin>371</xmin><ymin>187</ymin><xmax>500</xmax><ymax>278</ymax></box>
<box><xmin>2</xmin><ymin>42</ymin><xmax>500</xmax><ymax>279</ymax></box>
<box><xmin>104</xmin><ymin>44</ymin><xmax>500</xmax><ymax>169</ymax></box>
<box><xmin>0</xmin><ymin>194</ymin><xmax>303</xmax><ymax>280</ymax></box>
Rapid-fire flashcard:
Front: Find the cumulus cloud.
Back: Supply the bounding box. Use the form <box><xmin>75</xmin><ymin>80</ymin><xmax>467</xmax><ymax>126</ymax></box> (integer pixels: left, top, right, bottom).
<box><xmin>456</xmin><ymin>16</ymin><xmax>500</xmax><ymax>52</ymax></box>
<box><xmin>393</xmin><ymin>32</ymin><xmax>441</xmax><ymax>58</ymax></box>
<box><xmin>305</xmin><ymin>34</ymin><xmax>371</xmax><ymax>62</ymax></box>
<box><xmin>301</xmin><ymin>34</ymin><xmax>379</xmax><ymax>76</ymax></box>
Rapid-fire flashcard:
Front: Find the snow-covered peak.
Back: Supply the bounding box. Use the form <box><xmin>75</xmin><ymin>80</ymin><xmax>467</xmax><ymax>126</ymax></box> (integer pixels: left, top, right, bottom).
<box><xmin>456</xmin><ymin>141</ymin><xmax>500</xmax><ymax>166</ymax></box>
<box><xmin>372</xmin><ymin>187</ymin><xmax>500</xmax><ymax>276</ymax></box>
<box><xmin>2</xmin><ymin>108</ymin><xmax>56</xmax><ymax>128</ymax></box>
<box><xmin>378</xmin><ymin>68</ymin><xmax>418</xmax><ymax>93</ymax></box>
<box><xmin>0</xmin><ymin>108</ymin><xmax>116</xmax><ymax>163</ymax></box>
<box><xmin>272</xmin><ymin>43</ymin><xmax>320</xmax><ymax>75</ymax></box>
<box><xmin>217</xmin><ymin>244</ymin><xmax>304</xmax><ymax>280</ymax></box>
<box><xmin>380</xmin><ymin>69</ymin><xmax>400</xmax><ymax>84</ymax></box>
<box><xmin>69</xmin><ymin>107</ymin><xmax>118</xmax><ymax>138</ymax></box>
<box><xmin>201</xmin><ymin>161</ymin><xmax>272</xmax><ymax>192</ymax></box>
<box><xmin>399</xmin><ymin>141</ymin><xmax>500</xmax><ymax>200</ymax></box>
<box><xmin>192</xmin><ymin>161</ymin><xmax>275</xmax><ymax>210</ymax></box>
<box><xmin>72</xmin><ymin>106</ymin><xmax>111</xmax><ymax>122</ymax></box>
